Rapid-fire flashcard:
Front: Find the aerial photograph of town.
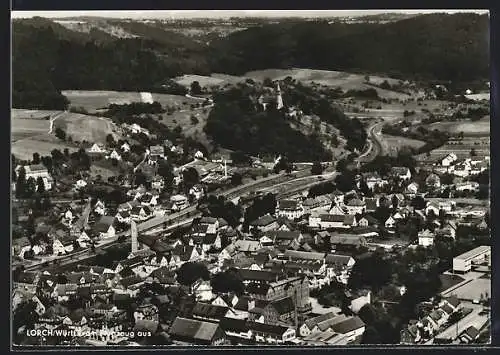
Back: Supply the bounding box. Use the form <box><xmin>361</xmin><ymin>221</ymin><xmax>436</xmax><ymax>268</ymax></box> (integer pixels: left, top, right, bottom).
<box><xmin>11</xmin><ymin>9</ymin><xmax>491</xmax><ymax>348</ymax></box>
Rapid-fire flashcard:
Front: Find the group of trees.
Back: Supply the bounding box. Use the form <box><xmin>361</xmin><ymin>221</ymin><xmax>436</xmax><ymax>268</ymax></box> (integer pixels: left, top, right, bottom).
<box><xmin>283</xmin><ymin>82</ymin><xmax>367</xmax><ymax>152</ymax></box>
<box><xmin>205</xmin><ymin>86</ymin><xmax>332</xmax><ymax>162</ymax></box>
<box><xmin>198</xmin><ymin>194</ymin><xmax>242</xmax><ymax>228</ymax></box>
<box><xmin>13</xmin><ymin>14</ymin><xmax>488</xmax><ymax>112</ymax></box>
<box><xmin>209</xmin><ymin>13</ymin><xmax>489</xmax><ymax>82</ymax></box>
<box><xmin>243</xmin><ymin>193</ymin><xmax>277</xmax><ymax>231</ymax></box>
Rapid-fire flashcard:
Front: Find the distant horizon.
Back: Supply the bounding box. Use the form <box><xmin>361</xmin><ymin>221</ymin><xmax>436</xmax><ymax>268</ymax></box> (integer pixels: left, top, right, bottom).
<box><xmin>11</xmin><ymin>9</ymin><xmax>488</xmax><ymax>20</ymax></box>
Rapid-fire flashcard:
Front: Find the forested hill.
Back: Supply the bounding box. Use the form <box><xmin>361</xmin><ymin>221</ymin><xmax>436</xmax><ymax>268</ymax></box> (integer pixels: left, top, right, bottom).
<box><xmin>12</xmin><ymin>18</ymin><xmax>210</xmax><ymax>109</ymax></box>
<box><xmin>209</xmin><ymin>13</ymin><xmax>489</xmax><ymax>81</ymax></box>
<box><xmin>12</xmin><ymin>13</ymin><xmax>489</xmax><ymax>110</ymax></box>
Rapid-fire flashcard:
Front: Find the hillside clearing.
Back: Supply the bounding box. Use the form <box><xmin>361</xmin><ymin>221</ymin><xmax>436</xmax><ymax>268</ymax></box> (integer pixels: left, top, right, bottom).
<box><xmin>62</xmin><ymin>90</ymin><xmax>200</xmax><ymax>112</ymax></box>
<box><xmin>53</xmin><ymin>112</ymin><xmax>120</xmax><ymax>143</ymax></box>
<box><xmin>245</xmin><ymin>68</ymin><xmax>410</xmax><ymax>100</ymax></box>
<box><xmin>426</xmin><ymin>118</ymin><xmax>490</xmax><ymax>136</ymax></box>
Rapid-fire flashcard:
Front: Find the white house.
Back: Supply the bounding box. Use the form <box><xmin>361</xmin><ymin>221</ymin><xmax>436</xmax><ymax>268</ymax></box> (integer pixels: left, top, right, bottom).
<box><xmin>75</xmin><ymin>179</ymin><xmax>87</xmax><ymax>190</ymax></box>
<box><xmin>276</xmin><ymin>199</ymin><xmax>305</xmax><ymax>220</ymax></box>
<box><xmin>385</xmin><ymin>216</ymin><xmax>396</xmax><ymax>229</ymax></box>
<box><xmin>441</xmin><ymin>153</ymin><xmax>457</xmax><ymax>167</ymax></box>
<box><xmin>345</xmin><ymin>199</ymin><xmax>366</xmax><ymax>215</ymax></box>
<box><xmin>391</xmin><ymin>167</ymin><xmax>412</xmax><ymax>181</ymax></box>
<box><xmin>15</xmin><ymin>164</ymin><xmax>54</xmax><ymax>191</ymax></box>
<box><xmin>92</xmin><ymin>216</ymin><xmax>116</xmax><ymax>239</ymax></box>
<box><xmin>121</xmin><ymin>142</ymin><xmax>131</xmax><ymax>152</ymax></box>
<box><xmin>94</xmin><ymin>200</ymin><xmax>106</xmax><ymax>215</ymax></box>
<box><xmin>194</xmin><ymin>150</ymin><xmax>205</xmax><ymax>159</ymax></box>
<box><xmin>418</xmin><ymin>229</ymin><xmax>435</xmax><ymax>247</ymax></box>
<box><xmin>108</xmin><ymin>150</ymin><xmax>122</xmax><ymax>161</ymax></box>
<box><xmin>170</xmin><ymin>195</ymin><xmax>189</xmax><ymax>211</ymax></box>
<box><xmin>88</xmin><ymin>143</ymin><xmax>106</xmax><ymax>154</ymax></box>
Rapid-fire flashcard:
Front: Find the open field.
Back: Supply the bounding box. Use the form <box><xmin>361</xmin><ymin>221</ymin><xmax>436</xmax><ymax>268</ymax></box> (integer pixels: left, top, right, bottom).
<box><xmin>175</xmin><ymin>73</ymin><xmax>245</xmax><ymax>87</ymax></box>
<box><xmin>465</xmin><ymin>93</ymin><xmax>490</xmax><ymax>101</ymax></box>
<box><xmin>426</xmin><ymin>118</ymin><xmax>490</xmax><ymax>136</ymax></box>
<box><xmin>382</xmin><ymin>134</ymin><xmax>426</xmax><ymax>151</ymax></box>
<box><xmin>447</xmin><ymin>277</ymin><xmax>491</xmax><ymax>301</ymax></box>
<box><xmin>12</xmin><ymin>108</ymin><xmax>119</xmax><ymax>160</ymax></box>
<box><xmin>62</xmin><ymin>90</ymin><xmax>200</xmax><ymax>112</ymax></box>
<box><xmin>245</xmin><ymin>68</ymin><xmax>410</xmax><ymax>100</ymax></box>
<box><xmin>439</xmin><ymin>274</ymin><xmax>466</xmax><ymax>293</ymax></box>
<box><xmin>12</xmin><ymin>118</ymin><xmax>51</xmax><ymax>142</ymax></box>
<box><xmin>53</xmin><ymin>111</ymin><xmax>119</xmax><ymax>143</ymax></box>
<box><xmin>158</xmin><ymin>107</ymin><xmax>213</xmax><ymax>150</ymax></box>
<box><xmin>12</xmin><ymin>136</ymin><xmax>79</xmax><ymax>160</ymax></box>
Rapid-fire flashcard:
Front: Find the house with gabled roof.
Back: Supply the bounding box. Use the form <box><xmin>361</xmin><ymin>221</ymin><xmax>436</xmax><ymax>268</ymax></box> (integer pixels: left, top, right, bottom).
<box><xmin>276</xmin><ymin>199</ymin><xmax>305</xmax><ymax>220</ymax></box>
<box><xmin>345</xmin><ymin>198</ymin><xmax>366</xmax><ymax>215</ymax></box>
<box><xmin>391</xmin><ymin>167</ymin><xmax>412</xmax><ymax>180</ymax></box>
<box><xmin>168</xmin><ymin>317</ymin><xmax>226</xmax><ymax>345</ymax></box>
<box><xmin>418</xmin><ymin>229</ymin><xmax>435</xmax><ymax>247</ymax></box>
<box><xmin>250</xmin><ymin>214</ymin><xmax>278</xmax><ymax>232</ymax></box>
<box><xmin>92</xmin><ymin>216</ymin><xmax>116</xmax><ymax>240</ymax></box>
<box><xmin>310</xmin><ymin>214</ymin><xmax>357</xmax><ymax>230</ymax></box>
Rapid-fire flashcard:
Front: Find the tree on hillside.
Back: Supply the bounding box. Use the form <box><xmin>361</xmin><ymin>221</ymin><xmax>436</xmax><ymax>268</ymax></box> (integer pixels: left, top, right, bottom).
<box><xmin>176</xmin><ymin>262</ymin><xmax>210</xmax><ymax>293</ymax></box>
<box><xmin>311</xmin><ymin>161</ymin><xmax>324</xmax><ymax>175</ymax></box>
<box><xmin>190</xmin><ymin>81</ymin><xmax>202</xmax><ymax>95</ymax></box>
<box><xmin>182</xmin><ymin>167</ymin><xmax>200</xmax><ymax>190</ymax></box>
<box><xmin>106</xmin><ymin>134</ymin><xmax>116</xmax><ymax>147</ymax></box>
<box><xmin>32</xmin><ymin>152</ymin><xmax>40</xmax><ymax>165</ymax></box>
<box><xmin>36</xmin><ymin>176</ymin><xmax>45</xmax><ymax>194</ymax></box>
<box><xmin>411</xmin><ymin>195</ymin><xmax>426</xmax><ymax>210</ymax></box>
<box><xmin>231</xmin><ymin>173</ymin><xmax>243</xmax><ymax>186</ymax></box>
<box><xmin>334</xmin><ymin>170</ymin><xmax>356</xmax><ymax>192</ymax></box>
<box><xmin>55</xmin><ymin>127</ymin><xmax>66</xmax><ymax>141</ymax></box>
<box><xmin>211</xmin><ymin>268</ymin><xmax>245</xmax><ymax>296</ymax></box>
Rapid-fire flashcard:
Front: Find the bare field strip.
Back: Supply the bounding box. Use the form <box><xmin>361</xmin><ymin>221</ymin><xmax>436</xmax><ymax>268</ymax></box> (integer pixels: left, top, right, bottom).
<box><xmin>62</xmin><ymin>90</ymin><xmax>199</xmax><ymax>112</ymax></box>
<box><xmin>245</xmin><ymin>68</ymin><xmax>410</xmax><ymax>99</ymax></box>
<box><xmin>427</xmin><ymin>118</ymin><xmax>490</xmax><ymax>136</ymax></box>
<box><xmin>382</xmin><ymin>134</ymin><xmax>426</xmax><ymax>149</ymax></box>
<box><xmin>12</xmin><ymin>138</ymin><xmax>78</xmax><ymax>160</ymax></box>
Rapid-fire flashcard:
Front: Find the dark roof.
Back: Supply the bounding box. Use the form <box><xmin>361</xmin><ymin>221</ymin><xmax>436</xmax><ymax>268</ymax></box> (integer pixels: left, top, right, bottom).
<box><xmin>347</xmin><ymin>198</ymin><xmax>365</xmax><ymax>207</ymax></box>
<box><xmin>441</xmin><ymin>304</ymin><xmax>454</xmax><ymax>315</ymax></box>
<box><xmin>192</xmin><ymin>302</ymin><xmax>229</xmax><ymax>319</ymax></box>
<box><xmin>169</xmin><ymin>317</ymin><xmax>221</xmax><ymax>342</ymax></box>
<box><xmin>238</xmin><ymin>269</ymin><xmax>280</xmax><ymax>282</ymax></box>
<box><xmin>304</xmin><ymin>312</ymin><xmax>337</xmax><ymax>329</ymax></box>
<box><xmin>462</xmin><ymin>326</ymin><xmax>480</xmax><ymax>340</ymax></box>
<box><xmin>250</xmin><ymin>214</ymin><xmax>276</xmax><ymax>227</ymax></box>
<box><xmin>150</xmin><ymin>266</ymin><xmax>176</xmax><ymax>284</ymax></box>
<box><xmin>320</xmin><ymin>214</ymin><xmax>344</xmax><ymax>222</ymax></box>
<box><xmin>199</xmin><ymin>217</ymin><xmax>218</xmax><ymax>224</ymax></box>
<box><xmin>330</xmin><ymin>234</ymin><xmax>366</xmax><ymax>246</ymax></box>
<box><xmin>325</xmin><ymin>253</ymin><xmax>353</xmax><ymax>266</ymax></box>
<box><xmin>269</xmin><ymin>297</ymin><xmax>294</xmax><ymax>315</ymax></box>
<box><xmin>219</xmin><ymin>317</ymin><xmax>248</xmax><ymax>333</ymax></box>
<box><xmin>330</xmin><ymin>316</ymin><xmax>365</xmax><ymax>334</ymax></box>
<box><xmin>284</xmin><ymin>250</ymin><xmax>325</xmax><ymax>261</ymax></box>
<box><xmin>17</xmin><ymin>271</ymin><xmax>39</xmax><ymax>284</ymax></box>
<box><xmin>120</xmin><ymin>275</ymin><xmax>143</xmax><ymax>288</ymax></box>
<box><xmin>247</xmin><ymin>321</ymin><xmax>291</xmax><ymax>336</ymax></box>
<box><xmin>444</xmin><ymin>295</ymin><xmax>461</xmax><ymax>308</ymax></box>
<box><xmin>93</xmin><ymin>216</ymin><xmax>115</xmax><ymax>233</ymax></box>
<box><xmin>365</xmin><ymin>198</ymin><xmax>378</xmax><ymax>211</ymax></box>
<box><xmin>246</xmin><ymin>282</ymin><xmax>271</xmax><ymax>296</ymax></box>
<box><xmin>266</xmin><ymin>231</ymin><xmax>301</xmax><ymax>241</ymax></box>
<box><xmin>278</xmin><ymin>199</ymin><xmax>300</xmax><ymax>210</ymax></box>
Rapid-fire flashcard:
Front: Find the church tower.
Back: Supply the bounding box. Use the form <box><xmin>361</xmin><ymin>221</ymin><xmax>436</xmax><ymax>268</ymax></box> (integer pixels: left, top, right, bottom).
<box><xmin>276</xmin><ymin>83</ymin><xmax>284</xmax><ymax>110</ymax></box>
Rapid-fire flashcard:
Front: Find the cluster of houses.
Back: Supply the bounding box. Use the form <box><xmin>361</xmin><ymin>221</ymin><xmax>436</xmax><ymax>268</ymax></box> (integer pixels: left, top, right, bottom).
<box><xmin>12</xmin><ymin>131</ymin><xmax>490</xmax><ymax>346</ymax></box>
<box><xmin>432</xmin><ymin>153</ymin><xmax>489</xmax><ymax>178</ymax></box>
